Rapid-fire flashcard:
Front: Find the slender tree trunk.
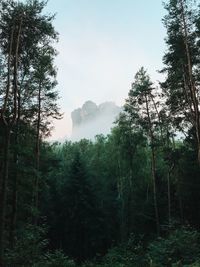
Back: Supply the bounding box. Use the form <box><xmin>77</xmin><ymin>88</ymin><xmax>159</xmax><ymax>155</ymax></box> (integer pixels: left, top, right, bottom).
<box><xmin>176</xmin><ymin>166</ymin><xmax>184</xmax><ymax>224</ymax></box>
<box><xmin>145</xmin><ymin>93</ymin><xmax>160</xmax><ymax>236</ymax></box>
<box><xmin>0</xmin><ymin>129</ymin><xmax>11</xmax><ymax>267</ymax></box>
<box><xmin>151</xmin><ymin>146</ymin><xmax>160</xmax><ymax>236</ymax></box>
<box><xmin>180</xmin><ymin>0</ymin><xmax>200</xmax><ymax>163</ymax></box>
<box><xmin>117</xmin><ymin>152</ymin><xmax>126</xmax><ymax>242</ymax></box>
<box><xmin>34</xmin><ymin>82</ymin><xmax>42</xmax><ymax>225</ymax></box>
<box><xmin>167</xmin><ymin>164</ymin><xmax>174</xmax><ymax>225</ymax></box>
<box><xmin>128</xmin><ymin>151</ymin><xmax>134</xmax><ymax>235</ymax></box>
<box><xmin>9</xmin><ymin>100</ymin><xmax>21</xmax><ymax>248</ymax></box>
<box><xmin>182</xmin><ymin>67</ymin><xmax>194</xmax><ymax>119</ymax></box>
<box><xmin>150</xmin><ymin>93</ymin><xmax>164</xmax><ymax>143</ymax></box>
<box><xmin>179</xmin><ymin>191</ymin><xmax>184</xmax><ymax>224</ymax></box>
<box><xmin>0</xmin><ymin>25</ymin><xmax>14</xmax><ymax>267</ymax></box>
<box><xmin>8</xmin><ymin>20</ymin><xmax>22</xmax><ymax>246</ymax></box>
<box><xmin>0</xmin><ymin>19</ymin><xmax>22</xmax><ymax>264</ymax></box>
<box><xmin>9</xmin><ymin>161</ymin><xmax>18</xmax><ymax>249</ymax></box>
<box><xmin>0</xmin><ymin>124</ymin><xmax>4</xmax><ymax>200</ymax></box>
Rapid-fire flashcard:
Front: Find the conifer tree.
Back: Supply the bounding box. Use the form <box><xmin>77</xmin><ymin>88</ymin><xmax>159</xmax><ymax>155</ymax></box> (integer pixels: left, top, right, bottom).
<box><xmin>61</xmin><ymin>153</ymin><xmax>102</xmax><ymax>262</ymax></box>
<box><xmin>0</xmin><ymin>1</ymin><xmax>61</xmax><ymax>264</ymax></box>
<box><xmin>162</xmin><ymin>0</ymin><xmax>200</xmax><ymax>163</ymax></box>
<box><xmin>125</xmin><ymin>67</ymin><xmax>161</xmax><ymax>235</ymax></box>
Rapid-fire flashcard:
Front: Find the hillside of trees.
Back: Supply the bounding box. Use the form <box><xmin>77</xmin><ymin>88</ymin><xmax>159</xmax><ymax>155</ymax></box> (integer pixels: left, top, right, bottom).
<box><xmin>1</xmin><ymin>0</ymin><xmax>200</xmax><ymax>266</ymax></box>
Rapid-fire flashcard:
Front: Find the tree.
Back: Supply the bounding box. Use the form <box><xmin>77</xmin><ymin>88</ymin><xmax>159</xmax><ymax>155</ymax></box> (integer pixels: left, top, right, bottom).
<box><xmin>60</xmin><ymin>153</ymin><xmax>103</xmax><ymax>262</ymax></box>
<box><xmin>0</xmin><ymin>2</ymin><xmax>23</xmax><ymax>263</ymax></box>
<box><xmin>162</xmin><ymin>0</ymin><xmax>200</xmax><ymax>163</ymax></box>
<box><xmin>111</xmin><ymin>113</ymin><xmax>149</xmax><ymax>240</ymax></box>
<box><xmin>0</xmin><ymin>1</ymin><xmax>61</xmax><ymax>264</ymax></box>
<box><xmin>125</xmin><ymin>67</ymin><xmax>161</xmax><ymax>235</ymax></box>
<box><xmin>31</xmin><ymin>43</ymin><xmax>61</xmax><ymax>225</ymax></box>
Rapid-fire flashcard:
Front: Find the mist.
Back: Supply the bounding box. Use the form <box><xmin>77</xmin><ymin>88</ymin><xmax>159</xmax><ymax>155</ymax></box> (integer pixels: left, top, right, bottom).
<box><xmin>71</xmin><ymin>100</ymin><xmax>122</xmax><ymax>141</ymax></box>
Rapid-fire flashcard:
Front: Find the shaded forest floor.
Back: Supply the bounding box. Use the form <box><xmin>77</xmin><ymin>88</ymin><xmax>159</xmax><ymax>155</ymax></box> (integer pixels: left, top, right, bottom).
<box><xmin>4</xmin><ymin>225</ymin><xmax>200</xmax><ymax>267</ymax></box>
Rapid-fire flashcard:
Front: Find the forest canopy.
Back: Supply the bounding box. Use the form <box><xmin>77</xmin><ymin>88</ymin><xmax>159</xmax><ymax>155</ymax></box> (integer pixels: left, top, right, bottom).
<box><xmin>0</xmin><ymin>0</ymin><xmax>200</xmax><ymax>266</ymax></box>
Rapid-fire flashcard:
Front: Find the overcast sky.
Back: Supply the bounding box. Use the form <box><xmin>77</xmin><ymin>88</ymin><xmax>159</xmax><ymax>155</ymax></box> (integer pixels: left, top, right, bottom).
<box><xmin>44</xmin><ymin>0</ymin><xmax>167</xmax><ymax>140</ymax></box>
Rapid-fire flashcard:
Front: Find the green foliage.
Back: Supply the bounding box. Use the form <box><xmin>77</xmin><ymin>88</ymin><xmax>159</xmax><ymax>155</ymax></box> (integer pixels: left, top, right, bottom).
<box><xmin>82</xmin><ymin>236</ymin><xmax>148</xmax><ymax>267</ymax></box>
<box><xmin>1</xmin><ymin>0</ymin><xmax>200</xmax><ymax>266</ymax></box>
<box><xmin>34</xmin><ymin>250</ymin><xmax>75</xmax><ymax>267</ymax></box>
<box><xmin>148</xmin><ymin>227</ymin><xmax>200</xmax><ymax>266</ymax></box>
<box><xmin>53</xmin><ymin>152</ymin><xmax>105</xmax><ymax>261</ymax></box>
<box><xmin>5</xmin><ymin>224</ymin><xmax>47</xmax><ymax>267</ymax></box>
<box><xmin>102</xmin><ymin>237</ymin><xmax>148</xmax><ymax>267</ymax></box>
<box><xmin>188</xmin><ymin>263</ymin><xmax>200</xmax><ymax>267</ymax></box>
<box><xmin>5</xmin><ymin>225</ymin><xmax>75</xmax><ymax>267</ymax></box>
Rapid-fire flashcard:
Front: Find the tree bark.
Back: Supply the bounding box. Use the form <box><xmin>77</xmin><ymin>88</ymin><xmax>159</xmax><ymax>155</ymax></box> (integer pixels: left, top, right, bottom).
<box><xmin>167</xmin><ymin>163</ymin><xmax>175</xmax><ymax>225</ymax></box>
<box><xmin>179</xmin><ymin>0</ymin><xmax>200</xmax><ymax>163</ymax></box>
<box><xmin>0</xmin><ymin>18</ymin><xmax>22</xmax><ymax>265</ymax></box>
<box><xmin>0</xmin><ymin>129</ymin><xmax>11</xmax><ymax>267</ymax></box>
<box><xmin>0</xmin><ymin>25</ymin><xmax>14</xmax><ymax>267</ymax></box>
<box><xmin>33</xmin><ymin>82</ymin><xmax>42</xmax><ymax>225</ymax></box>
<box><xmin>151</xmin><ymin>146</ymin><xmax>160</xmax><ymax>236</ymax></box>
<box><xmin>9</xmin><ymin>94</ymin><xmax>21</xmax><ymax>248</ymax></box>
<box><xmin>145</xmin><ymin>93</ymin><xmax>160</xmax><ymax>236</ymax></box>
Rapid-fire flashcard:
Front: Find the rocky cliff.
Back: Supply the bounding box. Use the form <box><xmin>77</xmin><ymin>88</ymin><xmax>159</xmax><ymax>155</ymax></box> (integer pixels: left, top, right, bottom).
<box><xmin>71</xmin><ymin>100</ymin><xmax>121</xmax><ymax>140</ymax></box>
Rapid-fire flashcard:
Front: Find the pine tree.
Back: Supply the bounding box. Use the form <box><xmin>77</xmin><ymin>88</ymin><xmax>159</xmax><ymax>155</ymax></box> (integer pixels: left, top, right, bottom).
<box><xmin>162</xmin><ymin>0</ymin><xmax>200</xmax><ymax>163</ymax></box>
<box><xmin>0</xmin><ymin>1</ymin><xmax>61</xmax><ymax>263</ymax></box>
<box><xmin>61</xmin><ymin>153</ymin><xmax>102</xmax><ymax>262</ymax></box>
<box><xmin>125</xmin><ymin>67</ymin><xmax>161</xmax><ymax>235</ymax></box>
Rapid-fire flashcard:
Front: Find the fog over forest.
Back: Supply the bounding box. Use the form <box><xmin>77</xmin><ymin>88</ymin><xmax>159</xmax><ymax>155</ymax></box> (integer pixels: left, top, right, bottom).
<box><xmin>71</xmin><ymin>101</ymin><xmax>122</xmax><ymax>140</ymax></box>
<box><xmin>1</xmin><ymin>1</ymin><xmax>200</xmax><ymax>267</ymax></box>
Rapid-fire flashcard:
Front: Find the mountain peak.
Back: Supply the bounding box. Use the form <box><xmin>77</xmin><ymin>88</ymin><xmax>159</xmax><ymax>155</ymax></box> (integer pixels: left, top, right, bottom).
<box><xmin>71</xmin><ymin>101</ymin><xmax>121</xmax><ymax>140</ymax></box>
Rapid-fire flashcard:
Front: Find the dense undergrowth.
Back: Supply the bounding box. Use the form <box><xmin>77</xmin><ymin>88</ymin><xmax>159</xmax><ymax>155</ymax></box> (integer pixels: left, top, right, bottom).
<box><xmin>5</xmin><ymin>226</ymin><xmax>200</xmax><ymax>267</ymax></box>
<box><xmin>1</xmin><ymin>0</ymin><xmax>200</xmax><ymax>266</ymax></box>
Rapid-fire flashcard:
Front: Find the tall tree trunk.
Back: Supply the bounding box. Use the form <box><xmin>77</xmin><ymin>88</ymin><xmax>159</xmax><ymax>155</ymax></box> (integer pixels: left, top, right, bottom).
<box><xmin>167</xmin><ymin>133</ymin><xmax>175</xmax><ymax>225</ymax></box>
<box><xmin>9</xmin><ymin>157</ymin><xmax>18</xmax><ymax>249</ymax></box>
<box><xmin>128</xmin><ymin>150</ymin><xmax>134</xmax><ymax>235</ymax></box>
<box><xmin>117</xmin><ymin>155</ymin><xmax>126</xmax><ymax>242</ymax></box>
<box><xmin>145</xmin><ymin>93</ymin><xmax>160</xmax><ymax>236</ymax></box>
<box><xmin>150</xmin><ymin>93</ymin><xmax>164</xmax><ymax>143</ymax></box>
<box><xmin>0</xmin><ymin>129</ymin><xmax>11</xmax><ymax>267</ymax></box>
<box><xmin>0</xmin><ymin>19</ymin><xmax>22</xmax><ymax>265</ymax></box>
<box><xmin>34</xmin><ymin>82</ymin><xmax>42</xmax><ymax>225</ymax></box>
<box><xmin>9</xmin><ymin>94</ymin><xmax>21</xmax><ymax>248</ymax></box>
<box><xmin>167</xmin><ymin>164</ymin><xmax>175</xmax><ymax>225</ymax></box>
<box><xmin>0</xmin><ymin>26</ymin><xmax>14</xmax><ymax>267</ymax></box>
<box><xmin>180</xmin><ymin>0</ymin><xmax>200</xmax><ymax>163</ymax></box>
<box><xmin>178</xmin><ymin>185</ymin><xmax>184</xmax><ymax>224</ymax></box>
<box><xmin>151</xmin><ymin>146</ymin><xmax>160</xmax><ymax>236</ymax></box>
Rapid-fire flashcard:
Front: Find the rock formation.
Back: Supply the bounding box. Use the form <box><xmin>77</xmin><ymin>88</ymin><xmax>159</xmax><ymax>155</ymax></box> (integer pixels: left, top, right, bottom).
<box><xmin>71</xmin><ymin>100</ymin><xmax>121</xmax><ymax>140</ymax></box>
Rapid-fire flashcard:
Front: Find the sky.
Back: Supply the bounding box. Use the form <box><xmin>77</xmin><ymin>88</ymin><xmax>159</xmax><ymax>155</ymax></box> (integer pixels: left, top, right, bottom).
<box><xmin>44</xmin><ymin>0</ymin><xmax>167</xmax><ymax>140</ymax></box>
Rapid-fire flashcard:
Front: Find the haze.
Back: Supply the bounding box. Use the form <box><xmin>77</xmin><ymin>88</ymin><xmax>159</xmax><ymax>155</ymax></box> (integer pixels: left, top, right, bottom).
<box><xmin>44</xmin><ymin>0</ymin><xmax>166</xmax><ymax>141</ymax></box>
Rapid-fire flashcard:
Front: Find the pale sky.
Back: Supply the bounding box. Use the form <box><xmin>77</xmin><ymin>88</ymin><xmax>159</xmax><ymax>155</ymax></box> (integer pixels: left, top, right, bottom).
<box><xmin>44</xmin><ymin>0</ymin><xmax>167</xmax><ymax>140</ymax></box>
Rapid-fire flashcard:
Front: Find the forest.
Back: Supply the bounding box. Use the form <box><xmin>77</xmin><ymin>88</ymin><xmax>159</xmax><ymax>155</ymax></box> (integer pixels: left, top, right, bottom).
<box><xmin>1</xmin><ymin>0</ymin><xmax>200</xmax><ymax>266</ymax></box>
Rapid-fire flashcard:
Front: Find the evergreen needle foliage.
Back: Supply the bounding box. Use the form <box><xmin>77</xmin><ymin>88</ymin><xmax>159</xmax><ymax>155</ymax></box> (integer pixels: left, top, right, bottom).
<box><xmin>0</xmin><ymin>0</ymin><xmax>200</xmax><ymax>266</ymax></box>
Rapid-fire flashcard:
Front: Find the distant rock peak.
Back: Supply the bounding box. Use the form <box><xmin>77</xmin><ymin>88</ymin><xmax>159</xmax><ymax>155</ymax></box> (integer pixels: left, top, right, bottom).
<box><xmin>71</xmin><ymin>100</ymin><xmax>121</xmax><ymax>140</ymax></box>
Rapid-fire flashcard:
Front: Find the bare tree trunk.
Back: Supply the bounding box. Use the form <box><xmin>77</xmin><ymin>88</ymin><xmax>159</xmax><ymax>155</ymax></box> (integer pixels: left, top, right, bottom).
<box><xmin>167</xmin><ymin>163</ymin><xmax>175</xmax><ymax>225</ymax></box>
<box><xmin>150</xmin><ymin>93</ymin><xmax>164</xmax><ymax>143</ymax></box>
<box><xmin>9</xmin><ymin>94</ymin><xmax>21</xmax><ymax>248</ymax></box>
<box><xmin>9</xmin><ymin>161</ymin><xmax>18</xmax><ymax>249</ymax></box>
<box><xmin>151</xmin><ymin>146</ymin><xmax>160</xmax><ymax>236</ymax></box>
<box><xmin>180</xmin><ymin>0</ymin><xmax>200</xmax><ymax>163</ymax></box>
<box><xmin>178</xmin><ymin>186</ymin><xmax>184</xmax><ymax>224</ymax></box>
<box><xmin>0</xmin><ymin>18</ymin><xmax>22</xmax><ymax>265</ymax></box>
<box><xmin>34</xmin><ymin>82</ymin><xmax>42</xmax><ymax>225</ymax></box>
<box><xmin>0</xmin><ymin>26</ymin><xmax>14</xmax><ymax>267</ymax></box>
<box><xmin>182</xmin><ymin>66</ymin><xmax>194</xmax><ymax>119</ymax></box>
<box><xmin>0</xmin><ymin>129</ymin><xmax>11</xmax><ymax>267</ymax></box>
<box><xmin>145</xmin><ymin>93</ymin><xmax>160</xmax><ymax>236</ymax></box>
